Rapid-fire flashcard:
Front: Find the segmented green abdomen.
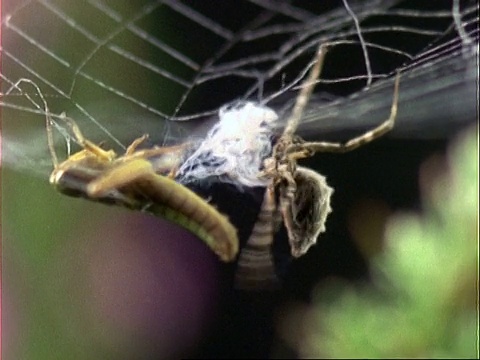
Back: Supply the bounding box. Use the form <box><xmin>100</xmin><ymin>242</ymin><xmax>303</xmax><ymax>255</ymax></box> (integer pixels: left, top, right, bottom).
<box><xmin>79</xmin><ymin>157</ymin><xmax>239</xmax><ymax>262</ymax></box>
<box><xmin>135</xmin><ymin>173</ymin><xmax>239</xmax><ymax>262</ymax></box>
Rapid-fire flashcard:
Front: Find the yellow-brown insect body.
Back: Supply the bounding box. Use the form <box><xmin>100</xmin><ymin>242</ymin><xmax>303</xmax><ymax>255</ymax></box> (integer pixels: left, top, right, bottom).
<box><xmin>50</xmin><ymin>141</ymin><xmax>239</xmax><ymax>262</ymax></box>
<box><xmin>50</xmin><ymin>149</ymin><xmax>129</xmax><ymax>202</ymax></box>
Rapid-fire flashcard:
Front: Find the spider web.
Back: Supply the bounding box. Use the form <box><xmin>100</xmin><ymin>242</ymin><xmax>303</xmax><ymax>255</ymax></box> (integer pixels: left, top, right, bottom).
<box><xmin>1</xmin><ymin>0</ymin><xmax>478</xmax><ymax>178</ymax></box>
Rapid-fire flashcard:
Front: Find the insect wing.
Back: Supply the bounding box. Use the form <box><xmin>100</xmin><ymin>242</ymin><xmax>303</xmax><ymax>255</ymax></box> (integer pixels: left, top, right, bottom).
<box><xmin>281</xmin><ymin>166</ymin><xmax>334</xmax><ymax>257</ymax></box>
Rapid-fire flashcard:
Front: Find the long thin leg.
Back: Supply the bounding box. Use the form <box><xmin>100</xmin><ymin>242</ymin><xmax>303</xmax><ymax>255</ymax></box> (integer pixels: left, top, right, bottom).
<box><xmin>289</xmin><ymin>72</ymin><xmax>400</xmax><ymax>156</ymax></box>
<box><xmin>282</xmin><ymin>45</ymin><xmax>328</xmax><ymax>139</ymax></box>
<box><xmin>53</xmin><ymin>112</ymin><xmax>117</xmax><ymax>162</ymax></box>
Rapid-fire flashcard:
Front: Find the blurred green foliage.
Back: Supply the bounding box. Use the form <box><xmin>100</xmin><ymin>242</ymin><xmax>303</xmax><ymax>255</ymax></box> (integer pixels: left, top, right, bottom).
<box><xmin>284</xmin><ymin>126</ymin><xmax>478</xmax><ymax>358</ymax></box>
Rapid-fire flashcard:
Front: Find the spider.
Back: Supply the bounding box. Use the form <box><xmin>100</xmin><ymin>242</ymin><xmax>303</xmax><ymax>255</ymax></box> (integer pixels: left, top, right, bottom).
<box><xmin>234</xmin><ymin>45</ymin><xmax>400</xmax><ymax>289</ymax></box>
<box><xmin>258</xmin><ymin>45</ymin><xmax>400</xmax><ymax>258</ymax></box>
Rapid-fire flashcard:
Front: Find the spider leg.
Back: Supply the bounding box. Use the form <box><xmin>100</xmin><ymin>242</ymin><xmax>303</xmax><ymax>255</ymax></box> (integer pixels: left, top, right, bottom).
<box><xmin>54</xmin><ymin>112</ymin><xmax>117</xmax><ymax>162</ymax></box>
<box><xmin>276</xmin><ymin>163</ymin><xmax>298</xmax><ymax>222</ymax></box>
<box><xmin>289</xmin><ymin>72</ymin><xmax>400</xmax><ymax>156</ymax></box>
<box><xmin>282</xmin><ymin>45</ymin><xmax>328</xmax><ymax>139</ymax></box>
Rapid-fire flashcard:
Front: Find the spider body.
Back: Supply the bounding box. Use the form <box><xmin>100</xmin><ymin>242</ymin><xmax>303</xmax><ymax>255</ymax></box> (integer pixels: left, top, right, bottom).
<box><xmin>233</xmin><ymin>165</ymin><xmax>333</xmax><ymax>290</ymax></box>
<box><xmin>234</xmin><ymin>187</ymin><xmax>283</xmax><ymax>290</ymax></box>
<box><xmin>257</xmin><ymin>45</ymin><xmax>400</xmax><ymax>261</ymax></box>
<box><xmin>216</xmin><ymin>45</ymin><xmax>400</xmax><ymax>288</ymax></box>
